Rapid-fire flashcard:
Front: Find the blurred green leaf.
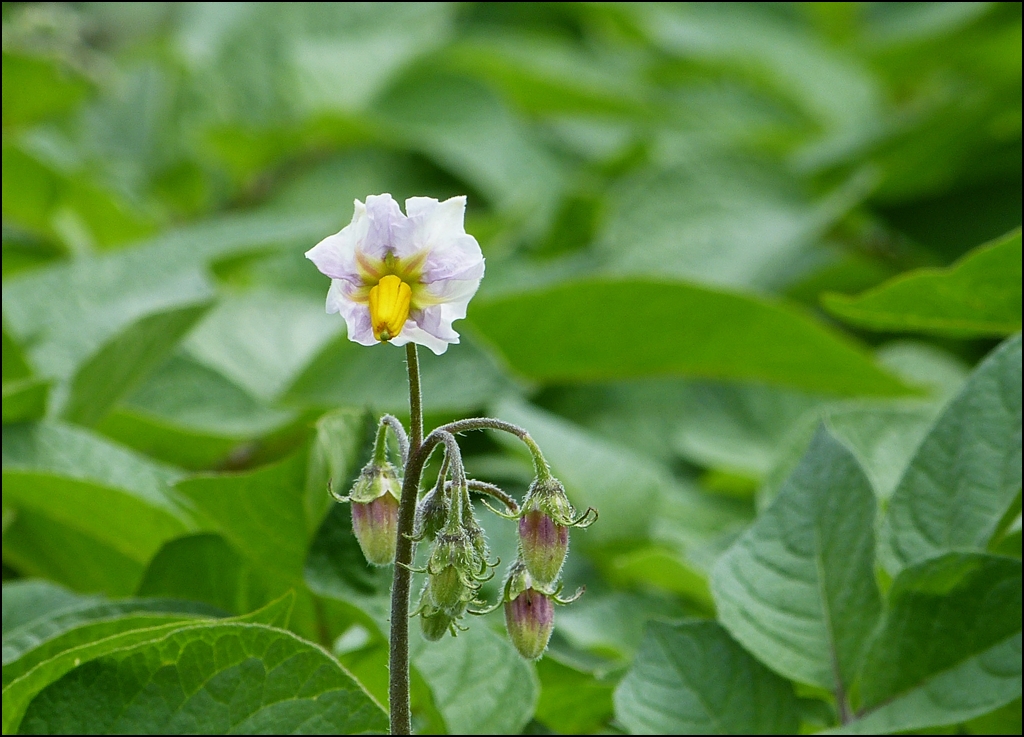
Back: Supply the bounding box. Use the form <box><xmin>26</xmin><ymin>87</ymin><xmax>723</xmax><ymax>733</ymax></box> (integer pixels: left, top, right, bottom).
<box><xmin>1</xmin><ymin>581</ymin><xmax>96</xmax><ymax>637</ymax></box>
<box><xmin>713</xmin><ymin>426</ymin><xmax>882</xmax><ymax>692</ymax></box>
<box><xmin>175</xmin><ymin>450</ymin><xmax>313</xmax><ymax>580</ymax></box>
<box><xmin>373</xmin><ymin>72</ymin><xmax>563</xmax><ymax>217</ymax></box>
<box><xmin>2</xmin><ymin>52</ymin><xmax>91</xmax><ymax>128</ymax></box>
<box><xmin>881</xmin><ymin>333</ymin><xmax>1022</xmax><ymax>574</ymax></box>
<box><xmin>2</xmin><ymin>378</ymin><xmax>50</xmax><ymax>425</ymax></box>
<box><xmin>1</xmin><ymin>143</ymin><xmax>154</xmax><ymax>251</ymax></box>
<box><xmin>824</xmin><ymin>228</ymin><xmax>1022</xmax><ymax>336</ymax></box>
<box><xmin>96</xmin><ymin>355</ymin><xmax>296</xmax><ymax>470</ymax></box>
<box><xmin>411</xmin><ymin>622</ymin><xmax>539</xmax><ymax>736</ymax></box>
<box><xmin>2</xmin><ymin>422</ymin><xmax>194</xmax><ymax>593</ymax></box>
<box><xmin>836</xmin><ymin>553</ymin><xmax>1021</xmax><ymax>734</ymax></box>
<box><xmin>1</xmin><ymin>249</ymin><xmax>216</xmax><ymax>417</ymax></box>
<box><xmin>597</xmin><ymin>162</ymin><xmax>868</xmax><ymax>289</ymax></box>
<box><xmin>287</xmin><ymin>334</ymin><xmax>516</xmax><ymax>415</ymax></box>
<box><xmin>534</xmin><ymin>656</ymin><xmax>615</xmax><ymax>734</ymax></box>
<box><xmin>614</xmin><ymin>620</ymin><xmax>801</xmax><ymax>735</ymax></box>
<box><xmin>184</xmin><ymin>290</ymin><xmax>340</xmax><ymax>402</ymax></box>
<box><xmin>470</xmin><ymin>279</ymin><xmax>910</xmax><ymax>395</ymax></box>
<box><xmin>64</xmin><ymin>302</ymin><xmax>213</xmax><ymax>427</ymax></box>
<box><xmin>137</xmin><ymin>534</ymin><xmax>270</xmax><ymax>617</ymax></box>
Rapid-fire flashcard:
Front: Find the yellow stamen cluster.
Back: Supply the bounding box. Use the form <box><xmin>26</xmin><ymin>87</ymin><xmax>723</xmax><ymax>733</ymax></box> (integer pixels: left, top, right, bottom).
<box><xmin>369</xmin><ymin>274</ymin><xmax>412</xmax><ymax>341</ymax></box>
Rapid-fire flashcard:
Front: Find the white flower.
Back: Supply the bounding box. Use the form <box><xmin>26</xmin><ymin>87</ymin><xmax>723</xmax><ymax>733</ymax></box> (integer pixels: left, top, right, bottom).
<box><xmin>306</xmin><ymin>193</ymin><xmax>485</xmax><ymax>355</ymax></box>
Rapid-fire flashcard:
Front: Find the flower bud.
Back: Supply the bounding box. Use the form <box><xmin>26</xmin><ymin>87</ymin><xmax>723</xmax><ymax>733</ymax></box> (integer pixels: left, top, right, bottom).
<box><xmin>428</xmin><ymin>564</ymin><xmax>467</xmax><ymax>612</ymax></box>
<box><xmin>414</xmin><ymin>485</ymin><xmax>447</xmax><ymax>542</ymax></box>
<box><xmin>345</xmin><ymin>461</ymin><xmax>402</xmax><ymax>566</ymax></box>
<box><xmin>518</xmin><ymin>476</ymin><xmax>579</xmax><ymax>585</ymax></box>
<box><xmin>351</xmin><ymin>493</ymin><xmax>399</xmax><ymax>565</ymax></box>
<box><xmin>503</xmin><ymin>562</ymin><xmax>554</xmax><ymax>660</ymax></box>
<box><xmin>518</xmin><ymin>508</ymin><xmax>569</xmax><ymax>586</ymax></box>
<box><xmin>419</xmin><ymin>605</ymin><xmax>455</xmax><ymax>642</ymax></box>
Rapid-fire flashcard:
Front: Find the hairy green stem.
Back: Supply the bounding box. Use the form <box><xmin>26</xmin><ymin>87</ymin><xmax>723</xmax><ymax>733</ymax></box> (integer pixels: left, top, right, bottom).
<box><xmin>427</xmin><ymin>417</ymin><xmax>550</xmax><ymax>479</ymax></box>
<box><xmin>389</xmin><ymin>344</ymin><xmax>424</xmax><ymax>735</ymax></box>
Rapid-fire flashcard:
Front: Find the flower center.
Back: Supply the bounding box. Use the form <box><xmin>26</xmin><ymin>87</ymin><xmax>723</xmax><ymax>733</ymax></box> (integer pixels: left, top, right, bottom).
<box><xmin>369</xmin><ymin>274</ymin><xmax>412</xmax><ymax>342</ymax></box>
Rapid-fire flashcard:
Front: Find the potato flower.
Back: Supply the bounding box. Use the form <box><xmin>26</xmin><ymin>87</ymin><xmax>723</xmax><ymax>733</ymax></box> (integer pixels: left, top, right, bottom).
<box><xmin>305</xmin><ymin>193</ymin><xmax>484</xmax><ymax>355</ymax></box>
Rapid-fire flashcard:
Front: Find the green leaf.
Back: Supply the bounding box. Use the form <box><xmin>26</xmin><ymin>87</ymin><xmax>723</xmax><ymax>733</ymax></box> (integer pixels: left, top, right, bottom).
<box><xmin>881</xmin><ymin>333</ymin><xmax>1022</xmax><ymax>574</ymax></box>
<box><xmin>834</xmin><ymin>553</ymin><xmax>1021</xmax><ymax>734</ymax></box>
<box><xmin>3</xmin><ymin>595</ymin><xmax>301</xmax><ymax>735</ymax></box>
<box><xmin>373</xmin><ymin>72</ymin><xmax>563</xmax><ymax>216</ymax></box>
<box><xmin>175</xmin><ymin>450</ymin><xmax>313</xmax><ymax>580</ymax></box>
<box><xmin>1</xmin><ymin>247</ymin><xmax>216</xmax><ymax>417</ymax></box>
<box><xmin>823</xmin><ymin>228</ymin><xmax>1023</xmax><ymax>337</ymax></box>
<box><xmin>137</xmin><ymin>534</ymin><xmax>275</xmax><ymax>617</ymax></box>
<box><xmin>469</xmin><ymin>279</ymin><xmax>910</xmax><ymax>395</ymax></box>
<box><xmin>18</xmin><ymin>621</ymin><xmax>387</xmax><ymax>734</ymax></box>
<box><xmin>1</xmin><ymin>581</ymin><xmax>95</xmax><ymax>637</ymax></box>
<box><xmin>555</xmin><ymin>590</ymin><xmax>693</xmax><ymax>663</ymax></box>
<box><xmin>63</xmin><ymin>302</ymin><xmax>213</xmax><ymax>426</ymax></box>
<box><xmin>96</xmin><ymin>355</ymin><xmax>296</xmax><ymax>470</ymax></box>
<box><xmin>3</xmin><ymin>597</ymin><xmax>218</xmax><ymax>672</ymax></box>
<box><xmin>712</xmin><ymin>426</ymin><xmax>882</xmax><ymax>692</ymax></box>
<box><xmin>304</xmin><ymin>505</ymin><xmax>392</xmax><ymax>633</ymax></box>
<box><xmin>614</xmin><ymin>620</ymin><xmax>801</xmax><ymax>735</ymax></box>
<box><xmin>534</xmin><ymin>657</ymin><xmax>615</xmax><ymax>734</ymax></box>
<box><xmin>183</xmin><ymin>290</ymin><xmax>341</xmax><ymax>402</ymax></box>
<box><xmin>0</xmin><ymin>143</ymin><xmax>153</xmax><ymax>250</ymax></box>
<box><xmin>2</xmin><ymin>379</ymin><xmax>50</xmax><ymax>425</ymax></box>
<box><xmin>2</xmin><ymin>52</ymin><xmax>90</xmax><ymax>128</ymax></box>
<box><xmin>411</xmin><ymin>620</ymin><xmax>539</xmax><ymax>735</ymax></box>
<box><xmin>2</xmin><ymin>328</ymin><xmax>50</xmax><ymax>424</ymax></box>
<box><xmin>287</xmin><ymin>333</ymin><xmax>516</xmax><ymax>415</ymax></box>
<box><xmin>597</xmin><ymin>162</ymin><xmax>867</xmax><ymax>290</ymax></box>
<box><xmin>2</xmin><ymin>422</ymin><xmax>194</xmax><ymax>594</ymax></box>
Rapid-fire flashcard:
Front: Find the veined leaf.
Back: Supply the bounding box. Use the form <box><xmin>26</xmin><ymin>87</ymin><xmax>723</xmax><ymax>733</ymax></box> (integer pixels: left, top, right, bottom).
<box><xmin>410</xmin><ymin>619</ymin><xmax>538</xmax><ymax>736</ymax></box>
<box><xmin>823</xmin><ymin>228</ymin><xmax>1022</xmax><ymax>337</ymax></box>
<box><xmin>712</xmin><ymin>426</ymin><xmax>881</xmax><ymax>693</ymax></box>
<box><xmin>3</xmin><ymin>595</ymin><xmax>303</xmax><ymax>735</ymax></box>
<box><xmin>17</xmin><ymin>621</ymin><xmax>387</xmax><ymax>735</ymax></box>
<box><xmin>881</xmin><ymin>333</ymin><xmax>1022</xmax><ymax>574</ymax></box>
<box><xmin>614</xmin><ymin>620</ymin><xmax>800</xmax><ymax>735</ymax></box>
<box><xmin>835</xmin><ymin>553</ymin><xmax>1021</xmax><ymax>734</ymax></box>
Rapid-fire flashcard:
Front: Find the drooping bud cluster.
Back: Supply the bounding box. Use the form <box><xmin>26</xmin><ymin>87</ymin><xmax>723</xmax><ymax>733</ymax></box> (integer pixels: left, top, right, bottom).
<box><xmin>331</xmin><ymin>415</ymin><xmax>595</xmax><ymax>659</ymax></box>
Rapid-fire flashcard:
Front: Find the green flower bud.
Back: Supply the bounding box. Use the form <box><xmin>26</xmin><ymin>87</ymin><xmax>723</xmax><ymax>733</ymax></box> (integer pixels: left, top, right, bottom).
<box><xmin>414</xmin><ymin>485</ymin><xmax>447</xmax><ymax>542</ymax></box>
<box><xmin>428</xmin><ymin>564</ymin><xmax>467</xmax><ymax>612</ymax></box>
<box><xmin>419</xmin><ymin>605</ymin><xmax>455</xmax><ymax>642</ymax></box>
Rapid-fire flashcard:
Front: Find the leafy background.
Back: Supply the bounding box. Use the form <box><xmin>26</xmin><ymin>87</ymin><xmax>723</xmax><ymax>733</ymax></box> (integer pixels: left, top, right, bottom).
<box><xmin>2</xmin><ymin>2</ymin><xmax>1021</xmax><ymax>734</ymax></box>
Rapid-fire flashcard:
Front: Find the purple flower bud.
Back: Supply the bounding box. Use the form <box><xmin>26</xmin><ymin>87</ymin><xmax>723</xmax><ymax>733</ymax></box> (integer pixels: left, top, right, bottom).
<box><xmin>351</xmin><ymin>492</ymin><xmax>399</xmax><ymax>565</ymax></box>
<box><xmin>518</xmin><ymin>509</ymin><xmax>568</xmax><ymax>585</ymax></box>
<box><xmin>505</xmin><ymin>586</ymin><xmax>554</xmax><ymax>660</ymax></box>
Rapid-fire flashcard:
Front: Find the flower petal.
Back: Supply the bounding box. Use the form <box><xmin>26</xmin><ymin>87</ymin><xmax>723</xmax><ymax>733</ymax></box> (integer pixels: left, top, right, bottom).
<box><xmin>305</xmin><ymin>199</ymin><xmax>368</xmax><ymax>282</ymax></box>
<box><xmin>327</xmin><ymin>280</ymin><xmax>377</xmax><ymax>346</ymax></box>
<box><xmin>362</xmin><ymin>193</ymin><xmax>405</xmax><ymax>259</ymax></box>
<box><xmin>400</xmin><ymin>196</ymin><xmax>485</xmax><ymax>283</ymax></box>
